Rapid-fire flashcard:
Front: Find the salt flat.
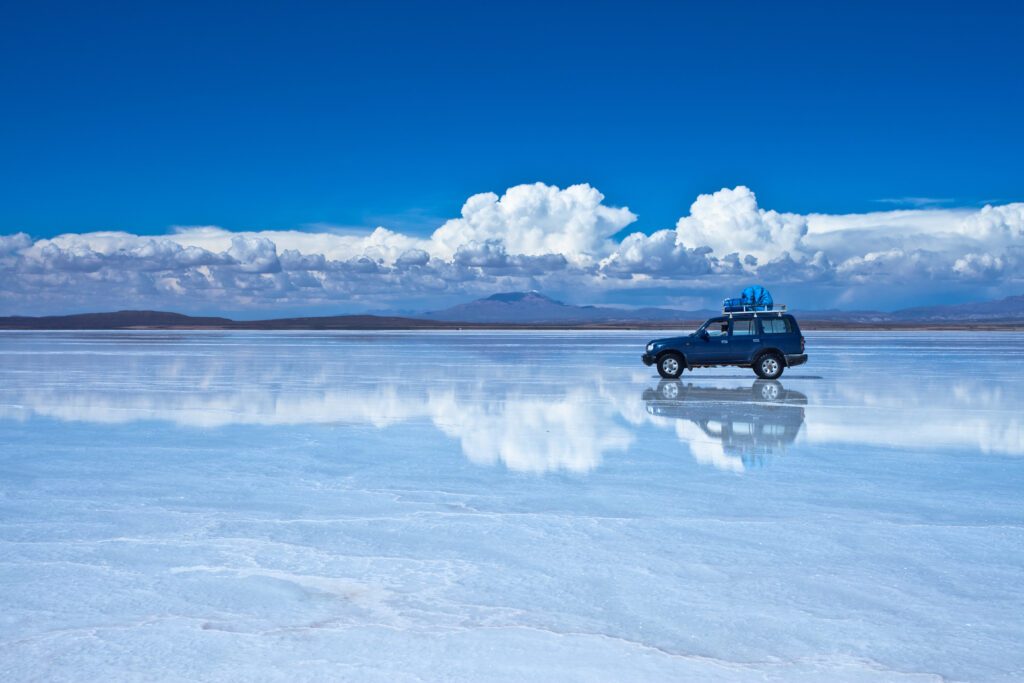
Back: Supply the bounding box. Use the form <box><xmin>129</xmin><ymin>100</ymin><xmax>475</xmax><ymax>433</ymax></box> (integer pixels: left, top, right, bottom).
<box><xmin>0</xmin><ymin>330</ymin><xmax>1022</xmax><ymax>682</ymax></box>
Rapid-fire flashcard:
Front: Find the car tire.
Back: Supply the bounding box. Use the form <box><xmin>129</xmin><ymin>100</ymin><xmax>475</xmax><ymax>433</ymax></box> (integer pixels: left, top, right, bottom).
<box><xmin>657</xmin><ymin>353</ymin><xmax>684</xmax><ymax>379</ymax></box>
<box><xmin>754</xmin><ymin>353</ymin><xmax>784</xmax><ymax>380</ymax></box>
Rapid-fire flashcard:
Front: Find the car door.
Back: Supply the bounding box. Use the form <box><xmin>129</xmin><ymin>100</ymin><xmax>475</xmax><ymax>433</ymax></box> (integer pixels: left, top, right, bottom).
<box><xmin>726</xmin><ymin>317</ymin><xmax>758</xmax><ymax>362</ymax></box>
<box><xmin>688</xmin><ymin>318</ymin><xmax>731</xmax><ymax>365</ymax></box>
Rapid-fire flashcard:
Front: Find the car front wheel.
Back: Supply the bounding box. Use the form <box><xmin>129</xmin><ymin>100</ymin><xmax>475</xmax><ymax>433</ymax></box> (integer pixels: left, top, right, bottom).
<box><xmin>657</xmin><ymin>353</ymin><xmax>684</xmax><ymax>379</ymax></box>
<box><xmin>754</xmin><ymin>353</ymin><xmax>784</xmax><ymax>380</ymax></box>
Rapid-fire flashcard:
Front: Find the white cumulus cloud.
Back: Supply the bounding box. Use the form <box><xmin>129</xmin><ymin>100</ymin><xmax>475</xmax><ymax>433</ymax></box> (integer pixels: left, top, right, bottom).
<box><xmin>676</xmin><ymin>185</ymin><xmax>809</xmax><ymax>264</ymax></box>
<box><xmin>430</xmin><ymin>182</ymin><xmax>636</xmax><ymax>264</ymax></box>
<box><xmin>1</xmin><ymin>181</ymin><xmax>1021</xmax><ymax>314</ymax></box>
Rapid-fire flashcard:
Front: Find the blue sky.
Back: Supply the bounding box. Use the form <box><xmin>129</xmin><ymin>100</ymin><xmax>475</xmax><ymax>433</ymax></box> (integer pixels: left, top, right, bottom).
<box><xmin>0</xmin><ymin>0</ymin><xmax>1021</xmax><ymax>315</ymax></box>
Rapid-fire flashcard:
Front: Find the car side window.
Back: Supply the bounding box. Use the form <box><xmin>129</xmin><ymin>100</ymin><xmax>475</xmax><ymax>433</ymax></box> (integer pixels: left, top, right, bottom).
<box><xmin>706</xmin><ymin>320</ymin><xmax>728</xmax><ymax>337</ymax></box>
<box><xmin>731</xmin><ymin>319</ymin><xmax>756</xmax><ymax>336</ymax></box>
<box><xmin>762</xmin><ymin>318</ymin><xmax>792</xmax><ymax>334</ymax></box>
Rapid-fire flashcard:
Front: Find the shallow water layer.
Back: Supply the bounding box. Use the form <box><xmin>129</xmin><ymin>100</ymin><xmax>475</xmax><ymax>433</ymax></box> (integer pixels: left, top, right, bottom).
<box><xmin>0</xmin><ymin>330</ymin><xmax>1021</xmax><ymax>682</ymax></box>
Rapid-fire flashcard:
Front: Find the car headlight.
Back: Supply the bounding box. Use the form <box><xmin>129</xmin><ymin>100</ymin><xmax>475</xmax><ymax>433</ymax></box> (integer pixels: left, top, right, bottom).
<box><xmin>646</xmin><ymin>343</ymin><xmax>654</xmax><ymax>352</ymax></box>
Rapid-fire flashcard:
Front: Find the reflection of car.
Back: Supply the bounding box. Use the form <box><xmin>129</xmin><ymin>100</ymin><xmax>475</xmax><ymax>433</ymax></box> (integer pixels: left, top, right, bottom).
<box><xmin>641</xmin><ymin>311</ymin><xmax>807</xmax><ymax>380</ymax></box>
<box><xmin>643</xmin><ymin>380</ymin><xmax>807</xmax><ymax>462</ymax></box>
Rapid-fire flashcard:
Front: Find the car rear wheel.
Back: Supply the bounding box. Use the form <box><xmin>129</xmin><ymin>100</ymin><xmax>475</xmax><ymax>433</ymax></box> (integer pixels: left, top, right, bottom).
<box><xmin>754</xmin><ymin>353</ymin><xmax>784</xmax><ymax>380</ymax></box>
<box><xmin>657</xmin><ymin>353</ymin><xmax>684</xmax><ymax>379</ymax></box>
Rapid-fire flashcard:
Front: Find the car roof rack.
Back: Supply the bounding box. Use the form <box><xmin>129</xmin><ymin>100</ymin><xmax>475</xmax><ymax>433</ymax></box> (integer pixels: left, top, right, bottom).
<box><xmin>721</xmin><ymin>304</ymin><xmax>788</xmax><ymax>318</ymax></box>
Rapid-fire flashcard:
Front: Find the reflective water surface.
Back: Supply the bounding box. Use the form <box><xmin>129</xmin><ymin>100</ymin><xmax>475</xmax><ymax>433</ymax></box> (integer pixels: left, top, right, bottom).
<box><xmin>1</xmin><ymin>331</ymin><xmax>1022</xmax><ymax>681</ymax></box>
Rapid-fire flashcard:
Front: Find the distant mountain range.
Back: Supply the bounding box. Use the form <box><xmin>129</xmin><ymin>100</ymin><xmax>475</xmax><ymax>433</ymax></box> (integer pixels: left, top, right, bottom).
<box><xmin>791</xmin><ymin>295</ymin><xmax>1024</xmax><ymax>323</ymax></box>
<box><xmin>422</xmin><ymin>291</ymin><xmax>1024</xmax><ymax>324</ymax></box>
<box><xmin>1</xmin><ymin>292</ymin><xmax>1022</xmax><ymax>329</ymax></box>
<box><xmin>421</xmin><ymin>291</ymin><xmax>718</xmax><ymax>324</ymax></box>
<box><xmin>0</xmin><ymin>311</ymin><xmax>236</xmax><ymax>329</ymax></box>
<box><xmin>893</xmin><ymin>295</ymin><xmax>1024</xmax><ymax>321</ymax></box>
<box><xmin>0</xmin><ymin>310</ymin><xmax>465</xmax><ymax>330</ymax></box>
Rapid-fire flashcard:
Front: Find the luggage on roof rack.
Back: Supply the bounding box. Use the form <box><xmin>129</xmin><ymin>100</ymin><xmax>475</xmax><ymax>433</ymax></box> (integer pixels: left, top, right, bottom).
<box><xmin>723</xmin><ymin>285</ymin><xmax>777</xmax><ymax>313</ymax></box>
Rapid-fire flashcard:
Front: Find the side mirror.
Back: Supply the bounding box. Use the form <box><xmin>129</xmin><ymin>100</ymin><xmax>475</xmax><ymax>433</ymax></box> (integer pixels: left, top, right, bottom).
<box><xmin>700</xmin><ymin>330</ymin><xmax>709</xmax><ymax>340</ymax></box>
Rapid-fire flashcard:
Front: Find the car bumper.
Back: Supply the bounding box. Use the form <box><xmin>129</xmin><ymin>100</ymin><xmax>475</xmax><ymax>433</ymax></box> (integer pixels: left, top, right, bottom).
<box><xmin>641</xmin><ymin>353</ymin><xmax>656</xmax><ymax>366</ymax></box>
<box><xmin>785</xmin><ymin>353</ymin><xmax>808</xmax><ymax>367</ymax></box>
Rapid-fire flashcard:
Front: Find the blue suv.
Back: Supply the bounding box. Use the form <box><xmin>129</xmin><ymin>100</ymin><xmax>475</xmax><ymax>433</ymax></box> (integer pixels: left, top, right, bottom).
<box><xmin>641</xmin><ymin>311</ymin><xmax>807</xmax><ymax>379</ymax></box>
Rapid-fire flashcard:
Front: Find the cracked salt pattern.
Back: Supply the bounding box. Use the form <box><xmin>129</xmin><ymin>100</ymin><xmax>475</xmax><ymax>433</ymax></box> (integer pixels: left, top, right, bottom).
<box><xmin>0</xmin><ymin>330</ymin><xmax>1021</xmax><ymax>681</ymax></box>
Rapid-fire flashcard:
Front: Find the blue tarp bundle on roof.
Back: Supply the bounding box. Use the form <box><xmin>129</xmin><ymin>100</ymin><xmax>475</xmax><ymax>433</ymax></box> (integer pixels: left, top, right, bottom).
<box><xmin>723</xmin><ymin>285</ymin><xmax>774</xmax><ymax>312</ymax></box>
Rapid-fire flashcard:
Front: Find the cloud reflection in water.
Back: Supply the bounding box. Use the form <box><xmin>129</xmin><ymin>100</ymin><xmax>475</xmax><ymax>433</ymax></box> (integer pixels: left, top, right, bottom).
<box><xmin>1</xmin><ymin>332</ymin><xmax>1020</xmax><ymax>475</ymax></box>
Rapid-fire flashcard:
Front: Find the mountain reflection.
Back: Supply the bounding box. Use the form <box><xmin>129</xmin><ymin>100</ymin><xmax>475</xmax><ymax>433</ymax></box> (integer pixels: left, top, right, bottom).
<box><xmin>642</xmin><ymin>380</ymin><xmax>807</xmax><ymax>472</ymax></box>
